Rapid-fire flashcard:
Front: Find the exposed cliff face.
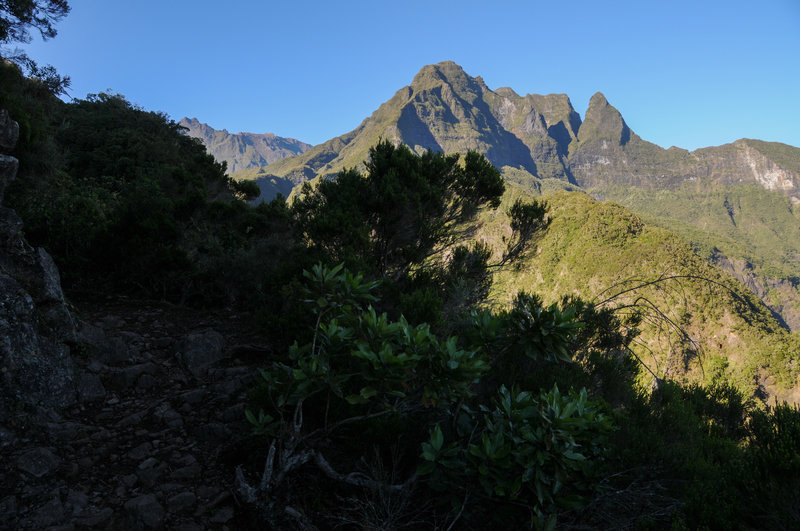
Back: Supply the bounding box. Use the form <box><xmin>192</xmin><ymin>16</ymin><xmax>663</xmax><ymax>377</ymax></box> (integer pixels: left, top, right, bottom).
<box><xmin>712</xmin><ymin>251</ymin><xmax>800</xmax><ymax>331</ymax></box>
<box><xmin>567</xmin><ymin>92</ymin><xmax>702</xmax><ymax>190</ymax></box>
<box><xmin>0</xmin><ymin>109</ymin><xmax>76</xmax><ymax>418</ymax></box>
<box><xmin>578</xmin><ymin>92</ymin><xmax>631</xmax><ymax>146</ymax></box>
<box><xmin>178</xmin><ymin>117</ymin><xmax>311</xmax><ymax>173</ymax></box>
<box><xmin>257</xmin><ymin>62</ymin><xmax>800</xmax><ymax>203</ymax></box>
<box><xmin>484</xmin><ymin>89</ymin><xmax>578</xmax><ymax>181</ymax></box>
<box><xmin>693</xmin><ymin>140</ymin><xmax>800</xmax><ymax>199</ymax></box>
<box><xmin>568</xmin><ymin>95</ymin><xmax>800</xmax><ymax>199</ymax></box>
<box><xmin>259</xmin><ymin>61</ymin><xmax>590</xmax><ymax>198</ymax></box>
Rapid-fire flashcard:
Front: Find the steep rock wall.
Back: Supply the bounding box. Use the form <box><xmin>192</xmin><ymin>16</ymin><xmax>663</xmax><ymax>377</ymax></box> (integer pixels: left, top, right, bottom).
<box><xmin>0</xmin><ymin>110</ymin><xmax>76</xmax><ymax>418</ymax></box>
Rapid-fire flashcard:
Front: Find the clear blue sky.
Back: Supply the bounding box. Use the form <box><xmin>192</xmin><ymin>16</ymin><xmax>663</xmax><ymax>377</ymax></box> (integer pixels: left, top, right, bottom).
<box><xmin>16</xmin><ymin>0</ymin><xmax>800</xmax><ymax>151</ymax></box>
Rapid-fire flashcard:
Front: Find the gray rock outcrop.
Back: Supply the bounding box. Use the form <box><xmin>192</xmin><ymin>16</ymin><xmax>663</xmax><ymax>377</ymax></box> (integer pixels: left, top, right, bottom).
<box><xmin>1</xmin><ymin>297</ymin><xmax>262</xmax><ymax>528</ymax></box>
<box><xmin>0</xmin><ymin>109</ymin><xmax>76</xmax><ymax>419</ymax></box>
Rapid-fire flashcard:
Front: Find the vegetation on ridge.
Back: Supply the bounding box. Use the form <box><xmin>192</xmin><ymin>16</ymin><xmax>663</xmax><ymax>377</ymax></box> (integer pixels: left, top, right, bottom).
<box><xmin>597</xmin><ymin>182</ymin><xmax>800</xmax><ymax>331</ymax></box>
<box><xmin>480</xmin><ymin>189</ymin><xmax>800</xmax><ymax>398</ymax></box>
<box><xmin>218</xmin><ymin>61</ymin><xmax>800</xmax><ymax>345</ymax></box>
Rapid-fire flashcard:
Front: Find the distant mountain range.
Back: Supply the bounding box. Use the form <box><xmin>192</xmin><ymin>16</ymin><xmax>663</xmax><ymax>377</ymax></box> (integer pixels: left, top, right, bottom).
<box><xmin>178</xmin><ymin>117</ymin><xmax>311</xmax><ymax>173</ymax></box>
<box><xmin>226</xmin><ymin>62</ymin><xmax>799</xmax><ymax>202</ymax></box>
<box><xmin>185</xmin><ymin>62</ymin><xmax>800</xmax><ymax>398</ymax></box>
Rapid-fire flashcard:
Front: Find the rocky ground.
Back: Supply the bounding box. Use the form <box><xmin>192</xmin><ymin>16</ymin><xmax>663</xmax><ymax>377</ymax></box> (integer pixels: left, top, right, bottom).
<box><xmin>0</xmin><ymin>295</ymin><xmax>274</xmax><ymax>530</ymax></box>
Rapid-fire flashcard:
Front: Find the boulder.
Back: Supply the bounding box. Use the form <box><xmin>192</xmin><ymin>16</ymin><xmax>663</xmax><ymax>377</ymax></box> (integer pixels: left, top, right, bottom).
<box><xmin>124</xmin><ymin>494</ymin><xmax>164</xmax><ymax>529</ymax></box>
<box><xmin>178</xmin><ymin>330</ymin><xmax>227</xmax><ymax>377</ymax></box>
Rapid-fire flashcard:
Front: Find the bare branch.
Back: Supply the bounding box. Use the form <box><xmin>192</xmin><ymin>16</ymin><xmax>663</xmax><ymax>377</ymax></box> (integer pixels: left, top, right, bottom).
<box><xmin>234</xmin><ymin>465</ymin><xmax>259</xmax><ymax>504</ymax></box>
<box><xmin>446</xmin><ymin>490</ymin><xmax>470</xmax><ymax>531</ymax></box>
<box><xmin>294</xmin><ymin>397</ymin><xmax>304</xmax><ymax>434</ymax></box>
<box><xmin>260</xmin><ymin>440</ymin><xmax>276</xmax><ymax>492</ymax></box>
<box><xmin>313</xmin><ymin>451</ymin><xmax>417</xmax><ymax>492</ymax></box>
<box><xmin>594</xmin><ymin>274</ymin><xmax>750</xmax><ymax>309</ymax></box>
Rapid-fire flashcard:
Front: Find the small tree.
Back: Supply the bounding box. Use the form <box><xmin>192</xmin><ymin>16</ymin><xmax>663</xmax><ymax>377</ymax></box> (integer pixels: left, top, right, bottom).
<box><xmin>237</xmin><ymin>263</ymin><xmax>490</xmax><ymax>524</ymax></box>
<box><xmin>292</xmin><ymin>140</ymin><xmax>505</xmax><ymax>281</ymax></box>
<box><xmin>292</xmin><ymin>140</ymin><xmax>548</xmax><ymax>327</ymax></box>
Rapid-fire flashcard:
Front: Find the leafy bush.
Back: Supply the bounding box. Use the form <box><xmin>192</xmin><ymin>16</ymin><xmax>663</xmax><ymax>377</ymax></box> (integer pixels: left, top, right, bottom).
<box><xmin>6</xmin><ymin>91</ymin><xmax>301</xmax><ymax>306</ymax></box>
<box><xmin>241</xmin><ymin>263</ymin><xmax>615</xmax><ymax>528</ymax></box>
<box><xmin>421</xmin><ymin>384</ymin><xmax>613</xmax><ymax>526</ymax></box>
<box><xmin>742</xmin><ymin>402</ymin><xmax>800</xmax><ymax>527</ymax></box>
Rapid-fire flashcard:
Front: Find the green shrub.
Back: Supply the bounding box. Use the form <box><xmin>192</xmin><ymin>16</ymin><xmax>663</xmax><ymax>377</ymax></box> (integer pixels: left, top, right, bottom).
<box><xmin>421</xmin><ymin>384</ymin><xmax>613</xmax><ymax>526</ymax></box>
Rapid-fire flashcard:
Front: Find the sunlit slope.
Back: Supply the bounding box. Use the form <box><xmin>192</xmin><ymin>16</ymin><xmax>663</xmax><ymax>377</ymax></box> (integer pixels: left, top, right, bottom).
<box><xmin>597</xmin><ymin>183</ymin><xmax>800</xmax><ymax>330</ymax></box>
<box><xmin>479</xmin><ymin>189</ymin><xmax>800</xmax><ymax>402</ymax></box>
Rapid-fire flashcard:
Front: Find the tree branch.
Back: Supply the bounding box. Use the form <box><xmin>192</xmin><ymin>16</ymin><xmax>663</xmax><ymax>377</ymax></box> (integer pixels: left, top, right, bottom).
<box><xmin>313</xmin><ymin>451</ymin><xmax>417</xmax><ymax>492</ymax></box>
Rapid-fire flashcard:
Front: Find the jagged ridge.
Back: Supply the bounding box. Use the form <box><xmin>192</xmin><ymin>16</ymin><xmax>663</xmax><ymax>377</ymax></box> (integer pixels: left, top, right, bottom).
<box><xmin>178</xmin><ymin>117</ymin><xmax>311</xmax><ymax>173</ymax></box>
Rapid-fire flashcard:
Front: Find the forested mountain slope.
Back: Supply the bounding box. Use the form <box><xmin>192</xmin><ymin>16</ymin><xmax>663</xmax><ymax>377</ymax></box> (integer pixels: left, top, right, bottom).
<box><xmin>479</xmin><ymin>188</ymin><xmax>800</xmax><ymax>402</ymax></box>
<box><xmin>216</xmin><ymin>61</ymin><xmax>800</xmax><ymax>334</ymax></box>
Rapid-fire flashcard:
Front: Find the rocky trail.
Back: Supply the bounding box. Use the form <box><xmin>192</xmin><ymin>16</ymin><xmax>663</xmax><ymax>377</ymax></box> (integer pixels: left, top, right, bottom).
<box><xmin>1</xmin><ymin>295</ymin><xmax>273</xmax><ymax>530</ymax></box>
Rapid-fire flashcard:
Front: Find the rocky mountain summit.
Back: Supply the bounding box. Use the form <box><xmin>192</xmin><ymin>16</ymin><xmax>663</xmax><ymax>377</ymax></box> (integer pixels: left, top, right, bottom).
<box><xmin>568</xmin><ymin>97</ymin><xmax>800</xmax><ymax>199</ymax></box>
<box><xmin>178</xmin><ymin>117</ymin><xmax>311</xmax><ymax>173</ymax></box>
<box><xmin>247</xmin><ymin>61</ymin><xmax>800</xmax><ymax>203</ymax></box>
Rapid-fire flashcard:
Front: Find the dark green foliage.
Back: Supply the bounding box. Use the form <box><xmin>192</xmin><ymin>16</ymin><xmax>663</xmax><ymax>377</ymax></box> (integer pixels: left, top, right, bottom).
<box><xmin>0</xmin><ymin>59</ymin><xmax>60</xmax><ymax>169</ymax></box>
<box><xmin>465</xmin><ymin>292</ymin><xmax>584</xmax><ymax>397</ymax></box>
<box><xmin>255</xmin><ymin>263</ymin><xmax>488</xmax><ymax>416</ymax></box>
<box><xmin>747</xmin><ymin>402</ymin><xmax>800</xmax><ymax>475</ymax></box>
<box><xmin>293</xmin><ymin>140</ymin><xmax>505</xmax><ymax>281</ymax></box>
<box><xmin>606</xmin><ymin>382</ymin><xmax>800</xmax><ymax>529</ymax></box>
<box><xmin>444</xmin><ymin>242</ymin><xmax>493</xmax><ymax>306</ymax></box>
<box><xmin>229</xmin><ymin>177</ymin><xmax>261</xmax><ymax>201</ymax></box>
<box><xmin>291</xmin><ymin>142</ymin><xmax>552</xmax><ymax>333</ymax></box>
<box><xmin>421</xmin><ymin>385</ymin><xmax>613</xmax><ymax>526</ymax></box>
<box><xmin>501</xmin><ymin>292</ymin><xmax>582</xmax><ymax>363</ymax></box>
<box><xmin>56</xmin><ymin>93</ymin><xmax>228</xmax><ymax>188</ymax></box>
<box><xmin>243</xmin><ymin>265</ymin><xmax>491</xmax><ymax>523</ymax></box>
<box><xmin>742</xmin><ymin>402</ymin><xmax>800</xmax><ymax>527</ymax></box>
<box><xmin>612</xmin><ymin>382</ymin><xmax>747</xmax><ymax>527</ymax></box>
<box><xmin>245</xmin><ymin>264</ymin><xmax>616</xmax><ymax>528</ymax></box>
<box><xmin>9</xmin><ymin>92</ymin><xmax>220</xmax><ymax>293</ymax></box>
<box><xmin>503</xmin><ymin>198</ymin><xmax>550</xmax><ymax>263</ymax></box>
<box><xmin>7</xmin><ymin>92</ymin><xmax>301</xmax><ymax>307</ymax></box>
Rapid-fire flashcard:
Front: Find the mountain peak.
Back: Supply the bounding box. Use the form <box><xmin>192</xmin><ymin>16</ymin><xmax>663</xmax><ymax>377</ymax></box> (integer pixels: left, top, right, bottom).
<box><xmin>578</xmin><ymin>92</ymin><xmax>631</xmax><ymax>145</ymax></box>
<box><xmin>495</xmin><ymin>87</ymin><xmax>520</xmax><ymax>98</ymax></box>
<box><xmin>588</xmin><ymin>91</ymin><xmax>610</xmax><ymax>107</ymax></box>
<box><xmin>417</xmin><ymin>60</ymin><xmax>466</xmax><ymax>77</ymax></box>
<box><xmin>410</xmin><ymin>61</ymin><xmax>487</xmax><ymax>93</ymax></box>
